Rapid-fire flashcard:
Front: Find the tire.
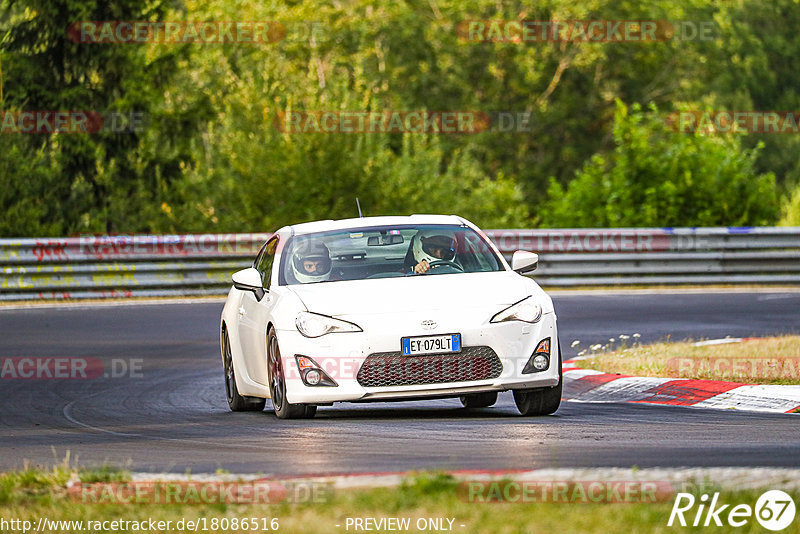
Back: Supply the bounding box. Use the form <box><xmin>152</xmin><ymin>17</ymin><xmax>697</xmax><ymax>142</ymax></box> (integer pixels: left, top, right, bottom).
<box><xmin>513</xmin><ymin>340</ymin><xmax>562</xmax><ymax>416</ymax></box>
<box><xmin>267</xmin><ymin>329</ymin><xmax>315</xmax><ymax>419</ymax></box>
<box><xmin>223</xmin><ymin>329</ymin><xmax>266</xmax><ymax>412</ymax></box>
<box><xmin>460</xmin><ymin>391</ymin><xmax>498</xmax><ymax>408</ymax></box>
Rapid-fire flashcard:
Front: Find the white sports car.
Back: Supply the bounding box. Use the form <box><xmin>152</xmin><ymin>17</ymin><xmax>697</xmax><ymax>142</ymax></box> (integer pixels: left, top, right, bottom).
<box><xmin>220</xmin><ymin>215</ymin><xmax>561</xmax><ymax>419</ymax></box>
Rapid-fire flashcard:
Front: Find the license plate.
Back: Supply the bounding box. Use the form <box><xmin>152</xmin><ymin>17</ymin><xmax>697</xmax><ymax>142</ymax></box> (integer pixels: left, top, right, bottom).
<box><xmin>401</xmin><ymin>334</ymin><xmax>462</xmax><ymax>356</ymax></box>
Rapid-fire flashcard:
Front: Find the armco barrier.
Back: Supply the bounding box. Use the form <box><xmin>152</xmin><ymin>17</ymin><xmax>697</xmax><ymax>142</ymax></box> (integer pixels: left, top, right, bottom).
<box><xmin>0</xmin><ymin>227</ymin><xmax>798</xmax><ymax>300</ymax></box>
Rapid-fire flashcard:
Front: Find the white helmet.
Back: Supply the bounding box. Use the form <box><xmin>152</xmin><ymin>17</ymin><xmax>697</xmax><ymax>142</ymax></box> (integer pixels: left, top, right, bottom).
<box><xmin>291</xmin><ymin>240</ymin><xmax>332</xmax><ymax>284</ymax></box>
<box><xmin>412</xmin><ymin>230</ymin><xmax>457</xmax><ymax>265</ymax></box>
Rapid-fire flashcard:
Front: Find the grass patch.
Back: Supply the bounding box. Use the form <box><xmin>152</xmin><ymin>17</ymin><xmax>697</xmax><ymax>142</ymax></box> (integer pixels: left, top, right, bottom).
<box><xmin>576</xmin><ymin>336</ymin><xmax>800</xmax><ymax>385</ymax></box>
<box><xmin>1</xmin><ymin>469</ymin><xmax>798</xmax><ymax>533</ymax></box>
<box><xmin>0</xmin><ymin>466</ymin><xmax>73</xmax><ymax>505</ymax></box>
<box><xmin>78</xmin><ymin>465</ymin><xmax>131</xmax><ymax>484</ymax></box>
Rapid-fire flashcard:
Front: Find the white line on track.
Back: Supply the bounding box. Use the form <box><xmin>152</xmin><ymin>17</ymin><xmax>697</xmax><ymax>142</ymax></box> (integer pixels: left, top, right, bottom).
<box><xmin>61</xmin><ymin>394</ymin><xmax>292</xmax><ymax>451</ymax></box>
<box><xmin>62</xmin><ymin>398</ymin><xmax>142</xmax><ymax>437</ymax></box>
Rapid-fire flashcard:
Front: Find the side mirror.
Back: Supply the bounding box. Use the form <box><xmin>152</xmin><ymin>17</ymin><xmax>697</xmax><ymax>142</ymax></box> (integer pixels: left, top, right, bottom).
<box><xmin>511</xmin><ymin>250</ymin><xmax>538</xmax><ymax>274</ymax></box>
<box><xmin>232</xmin><ymin>268</ymin><xmax>265</xmax><ymax>300</ymax></box>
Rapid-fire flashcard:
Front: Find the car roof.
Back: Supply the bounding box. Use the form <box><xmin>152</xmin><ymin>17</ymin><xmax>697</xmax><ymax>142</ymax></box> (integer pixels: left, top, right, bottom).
<box><xmin>281</xmin><ymin>214</ymin><xmax>469</xmax><ymax>236</ymax></box>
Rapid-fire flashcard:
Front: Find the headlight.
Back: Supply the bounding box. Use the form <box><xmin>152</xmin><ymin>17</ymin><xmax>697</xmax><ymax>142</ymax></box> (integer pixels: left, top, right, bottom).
<box><xmin>490</xmin><ymin>296</ymin><xmax>542</xmax><ymax>324</ymax></box>
<box><xmin>295</xmin><ymin>311</ymin><xmax>362</xmax><ymax>338</ymax></box>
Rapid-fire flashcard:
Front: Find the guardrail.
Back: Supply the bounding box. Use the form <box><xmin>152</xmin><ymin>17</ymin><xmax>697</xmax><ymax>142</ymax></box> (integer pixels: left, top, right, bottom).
<box><xmin>1</xmin><ymin>227</ymin><xmax>798</xmax><ymax>300</ymax></box>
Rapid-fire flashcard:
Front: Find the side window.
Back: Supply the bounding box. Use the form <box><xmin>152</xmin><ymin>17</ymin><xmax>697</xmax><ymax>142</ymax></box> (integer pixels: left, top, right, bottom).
<box><xmin>255</xmin><ymin>237</ymin><xmax>279</xmax><ymax>289</ymax></box>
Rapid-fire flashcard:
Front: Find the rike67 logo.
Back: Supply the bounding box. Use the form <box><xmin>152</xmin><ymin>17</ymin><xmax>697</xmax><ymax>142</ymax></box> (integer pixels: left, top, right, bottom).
<box><xmin>669</xmin><ymin>490</ymin><xmax>796</xmax><ymax>531</ymax></box>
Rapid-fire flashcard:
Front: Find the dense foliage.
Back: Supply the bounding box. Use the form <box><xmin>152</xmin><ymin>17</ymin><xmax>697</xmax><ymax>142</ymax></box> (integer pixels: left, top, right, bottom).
<box><xmin>542</xmin><ymin>101</ymin><xmax>779</xmax><ymax>227</ymax></box>
<box><xmin>1</xmin><ymin>0</ymin><xmax>798</xmax><ymax>235</ymax></box>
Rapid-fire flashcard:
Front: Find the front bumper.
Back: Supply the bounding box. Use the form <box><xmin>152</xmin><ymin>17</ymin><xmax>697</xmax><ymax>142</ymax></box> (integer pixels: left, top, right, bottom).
<box><xmin>275</xmin><ymin>310</ymin><xmax>559</xmax><ymax>404</ymax></box>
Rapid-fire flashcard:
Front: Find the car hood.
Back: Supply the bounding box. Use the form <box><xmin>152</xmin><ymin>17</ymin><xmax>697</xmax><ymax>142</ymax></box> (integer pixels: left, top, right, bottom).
<box><xmin>287</xmin><ymin>271</ymin><xmax>551</xmax><ymax>316</ymax></box>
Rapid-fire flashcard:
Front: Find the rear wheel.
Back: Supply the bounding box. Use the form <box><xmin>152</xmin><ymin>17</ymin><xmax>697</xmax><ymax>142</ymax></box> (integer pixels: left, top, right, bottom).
<box><xmin>267</xmin><ymin>329</ymin><xmax>316</xmax><ymax>419</ymax></box>
<box><xmin>460</xmin><ymin>391</ymin><xmax>498</xmax><ymax>408</ymax></box>
<box><xmin>513</xmin><ymin>340</ymin><xmax>562</xmax><ymax>416</ymax></box>
<box><xmin>223</xmin><ymin>329</ymin><xmax>266</xmax><ymax>412</ymax></box>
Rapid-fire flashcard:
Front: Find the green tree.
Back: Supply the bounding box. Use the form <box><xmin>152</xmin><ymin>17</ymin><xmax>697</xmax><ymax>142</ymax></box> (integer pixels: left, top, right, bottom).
<box><xmin>779</xmin><ymin>184</ymin><xmax>800</xmax><ymax>226</ymax></box>
<box><xmin>0</xmin><ymin>0</ymin><xmax>208</xmax><ymax>235</ymax></box>
<box><xmin>1</xmin><ymin>0</ymin><xmax>796</xmax><ymax>236</ymax></box>
<box><xmin>541</xmin><ymin>101</ymin><xmax>779</xmax><ymax>227</ymax></box>
<box><xmin>704</xmin><ymin>0</ymin><xmax>800</xmax><ymax>188</ymax></box>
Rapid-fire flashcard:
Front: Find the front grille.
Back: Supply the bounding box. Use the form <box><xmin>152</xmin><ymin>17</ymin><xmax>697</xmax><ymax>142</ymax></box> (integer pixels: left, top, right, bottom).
<box><xmin>356</xmin><ymin>346</ymin><xmax>503</xmax><ymax>388</ymax></box>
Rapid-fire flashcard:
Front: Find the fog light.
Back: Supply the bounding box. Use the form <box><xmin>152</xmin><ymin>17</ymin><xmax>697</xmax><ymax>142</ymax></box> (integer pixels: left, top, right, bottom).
<box><xmin>294</xmin><ymin>355</ymin><xmax>338</xmax><ymax>387</ymax></box>
<box><xmin>533</xmin><ymin>354</ymin><xmax>549</xmax><ymax>370</ymax></box>
<box><xmin>522</xmin><ymin>337</ymin><xmax>552</xmax><ymax>374</ymax></box>
<box><xmin>305</xmin><ymin>369</ymin><xmax>321</xmax><ymax>385</ymax></box>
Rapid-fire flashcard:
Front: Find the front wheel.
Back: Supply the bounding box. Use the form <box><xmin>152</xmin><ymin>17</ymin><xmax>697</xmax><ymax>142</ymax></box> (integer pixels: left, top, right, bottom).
<box><xmin>513</xmin><ymin>340</ymin><xmax>562</xmax><ymax>416</ymax></box>
<box><xmin>223</xmin><ymin>329</ymin><xmax>266</xmax><ymax>412</ymax></box>
<box><xmin>267</xmin><ymin>329</ymin><xmax>316</xmax><ymax>419</ymax></box>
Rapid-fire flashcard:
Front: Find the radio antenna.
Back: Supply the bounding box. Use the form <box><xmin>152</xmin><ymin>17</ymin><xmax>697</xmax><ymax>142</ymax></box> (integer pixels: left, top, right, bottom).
<box><xmin>356</xmin><ymin>197</ymin><xmax>363</xmax><ymax>218</ymax></box>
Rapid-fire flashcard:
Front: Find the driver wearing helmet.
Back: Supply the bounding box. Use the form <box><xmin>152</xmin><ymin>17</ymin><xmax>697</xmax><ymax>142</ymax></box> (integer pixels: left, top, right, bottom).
<box><xmin>410</xmin><ymin>231</ymin><xmax>458</xmax><ymax>274</ymax></box>
<box><xmin>291</xmin><ymin>240</ymin><xmax>333</xmax><ymax>283</ymax></box>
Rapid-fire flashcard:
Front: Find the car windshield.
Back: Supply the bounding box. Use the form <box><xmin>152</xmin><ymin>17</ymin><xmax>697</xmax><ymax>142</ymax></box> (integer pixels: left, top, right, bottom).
<box><xmin>280</xmin><ymin>224</ymin><xmax>504</xmax><ymax>285</ymax></box>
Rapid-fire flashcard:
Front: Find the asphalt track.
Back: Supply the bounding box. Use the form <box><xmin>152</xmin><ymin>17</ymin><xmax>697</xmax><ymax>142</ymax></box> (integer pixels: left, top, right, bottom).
<box><xmin>0</xmin><ymin>291</ymin><xmax>799</xmax><ymax>474</ymax></box>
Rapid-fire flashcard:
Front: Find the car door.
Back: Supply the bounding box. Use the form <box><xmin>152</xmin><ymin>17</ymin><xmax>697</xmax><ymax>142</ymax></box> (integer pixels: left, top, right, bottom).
<box><xmin>237</xmin><ymin>235</ymin><xmax>280</xmax><ymax>387</ymax></box>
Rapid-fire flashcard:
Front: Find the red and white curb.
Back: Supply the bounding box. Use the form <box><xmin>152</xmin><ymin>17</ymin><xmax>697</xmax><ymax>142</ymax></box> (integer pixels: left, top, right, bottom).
<box><xmin>563</xmin><ymin>339</ymin><xmax>800</xmax><ymax>414</ymax></box>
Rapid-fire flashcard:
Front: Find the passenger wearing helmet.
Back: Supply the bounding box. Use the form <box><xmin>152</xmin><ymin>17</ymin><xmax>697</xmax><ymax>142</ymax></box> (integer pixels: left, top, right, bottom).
<box><xmin>291</xmin><ymin>240</ymin><xmax>332</xmax><ymax>283</ymax></box>
<box><xmin>410</xmin><ymin>231</ymin><xmax>458</xmax><ymax>274</ymax></box>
